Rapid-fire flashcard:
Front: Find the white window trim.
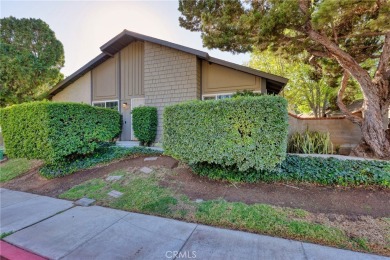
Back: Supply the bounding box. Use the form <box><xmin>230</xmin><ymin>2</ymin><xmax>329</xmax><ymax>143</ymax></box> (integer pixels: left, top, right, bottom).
<box><xmin>202</xmin><ymin>92</ymin><xmax>233</xmax><ymax>100</ymax></box>
<box><xmin>202</xmin><ymin>91</ymin><xmax>262</xmax><ymax>100</ymax></box>
<box><xmin>92</xmin><ymin>100</ymin><xmax>120</xmax><ymax>111</ymax></box>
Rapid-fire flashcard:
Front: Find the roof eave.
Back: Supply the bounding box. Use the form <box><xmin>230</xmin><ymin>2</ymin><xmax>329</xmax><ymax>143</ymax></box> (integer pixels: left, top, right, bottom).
<box><xmin>100</xmin><ymin>29</ymin><xmax>209</xmax><ymax>59</ymax></box>
<box><xmin>207</xmin><ymin>57</ymin><xmax>288</xmax><ymax>84</ymax></box>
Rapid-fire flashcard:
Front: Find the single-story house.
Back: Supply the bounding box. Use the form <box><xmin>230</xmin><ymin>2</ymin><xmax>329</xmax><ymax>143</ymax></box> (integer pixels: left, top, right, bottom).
<box><xmin>49</xmin><ymin>30</ymin><xmax>288</xmax><ymax>142</ymax></box>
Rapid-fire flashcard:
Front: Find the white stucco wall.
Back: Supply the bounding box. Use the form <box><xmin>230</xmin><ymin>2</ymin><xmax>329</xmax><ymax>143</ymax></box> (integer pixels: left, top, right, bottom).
<box><xmin>52</xmin><ymin>72</ymin><xmax>91</xmax><ymax>104</ymax></box>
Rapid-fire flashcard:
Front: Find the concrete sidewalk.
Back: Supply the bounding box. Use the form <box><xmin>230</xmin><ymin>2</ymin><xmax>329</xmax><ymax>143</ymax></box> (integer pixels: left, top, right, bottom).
<box><xmin>0</xmin><ymin>189</ymin><xmax>387</xmax><ymax>260</ymax></box>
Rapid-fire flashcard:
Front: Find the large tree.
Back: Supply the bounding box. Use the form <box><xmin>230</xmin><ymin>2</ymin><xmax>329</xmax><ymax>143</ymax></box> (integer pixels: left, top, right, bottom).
<box><xmin>0</xmin><ymin>17</ymin><xmax>64</xmax><ymax>107</ymax></box>
<box><xmin>179</xmin><ymin>0</ymin><xmax>390</xmax><ymax>159</ymax></box>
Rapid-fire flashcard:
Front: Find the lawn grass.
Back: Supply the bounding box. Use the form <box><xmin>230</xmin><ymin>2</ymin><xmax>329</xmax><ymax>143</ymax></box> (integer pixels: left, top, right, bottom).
<box><xmin>0</xmin><ymin>231</ymin><xmax>13</xmax><ymax>239</ymax></box>
<box><xmin>40</xmin><ymin>146</ymin><xmax>162</xmax><ymax>178</ymax></box>
<box><xmin>59</xmin><ymin>168</ymin><xmax>386</xmax><ymax>255</ymax></box>
<box><xmin>0</xmin><ymin>158</ymin><xmax>39</xmax><ymax>183</ymax></box>
<box><xmin>196</xmin><ymin>200</ymin><xmax>349</xmax><ymax>247</ymax></box>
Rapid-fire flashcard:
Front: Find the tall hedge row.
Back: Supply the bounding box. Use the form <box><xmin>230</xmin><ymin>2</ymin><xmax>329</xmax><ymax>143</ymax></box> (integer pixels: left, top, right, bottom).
<box><xmin>163</xmin><ymin>96</ymin><xmax>288</xmax><ymax>171</ymax></box>
<box><xmin>132</xmin><ymin>106</ymin><xmax>157</xmax><ymax>146</ymax></box>
<box><xmin>0</xmin><ymin>101</ymin><xmax>121</xmax><ymax>163</ymax></box>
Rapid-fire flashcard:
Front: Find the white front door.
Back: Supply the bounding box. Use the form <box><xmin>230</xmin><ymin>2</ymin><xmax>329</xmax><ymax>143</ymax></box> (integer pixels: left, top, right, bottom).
<box><xmin>131</xmin><ymin>98</ymin><xmax>145</xmax><ymax>140</ymax></box>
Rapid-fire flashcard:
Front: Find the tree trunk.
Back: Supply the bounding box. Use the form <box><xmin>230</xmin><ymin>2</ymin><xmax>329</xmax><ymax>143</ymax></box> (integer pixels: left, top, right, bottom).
<box><xmin>351</xmin><ymin>83</ymin><xmax>390</xmax><ymax>159</ymax></box>
<box><xmin>304</xmin><ymin>28</ymin><xmax>390</xmax><ymax>159</ymax></box>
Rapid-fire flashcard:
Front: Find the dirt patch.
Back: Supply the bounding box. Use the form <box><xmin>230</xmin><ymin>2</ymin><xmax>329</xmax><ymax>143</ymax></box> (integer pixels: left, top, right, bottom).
<box><xmin>2</xmin><ymin>155</ymin><xmax>389</xmax><ymax>218</ymax></box>
<box><xmin>306</xmin><ymin>214</ymin><xmax>390</xmax><ymax>248</ymax></box>
<box><xmin>0</xmin><ymin>155</ymin><xmax>177</xmax><ymax>197</ymax></box>
<box><xmin>159</xmin><ymin>164</ymin><xmax>390</xmax><ymax>218</ymax></box>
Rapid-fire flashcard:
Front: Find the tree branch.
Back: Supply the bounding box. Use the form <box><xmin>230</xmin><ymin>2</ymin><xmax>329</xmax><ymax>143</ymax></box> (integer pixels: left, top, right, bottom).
<box><xmin>376</xmin><ymin>32</ymin><xmax>390</xmax><ymax>76</ymax></box>
<box><xmin>298</xmin><ymin>0</ymin><xmax>309</xmax><ymax>14</ymax></box>
<box><xmin>306</xmin><ymin>29</ymin><xmax>374</xmax><ymax>91</ymax></box>
<box><xmin>298</xmin><ymin>0</ymin><xmax>372</xmax><ymax>90</ymax></box>
<box><xmin>308</xmin><ymin>50</ymin><xmax>331</xmax><ymax>58</ymax></box>
<box><xmin>337</xmin><ymin>71</ymin><xmax>363</xmax><ymax>126</ymax></box>
<box><xmin>308</xmin><ymin>55</ymin><xmax>322</xmax><ymax>70</ymax></box>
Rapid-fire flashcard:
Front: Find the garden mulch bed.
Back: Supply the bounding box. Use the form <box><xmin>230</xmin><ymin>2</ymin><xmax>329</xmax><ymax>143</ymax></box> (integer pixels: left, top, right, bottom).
<box><xmin>0</xmin><ymin>155</ymin><xmax>177</xmax><ymax>198</ymax></box>
<box><xmin>160</xmin><ymin>164</ymin><xmax>390</xmax><ymax>218</ymax></box>
<box><xmin>1</xmin><ymin>155</ymin><xmax>389</xmax><ymax>218</ymax></box>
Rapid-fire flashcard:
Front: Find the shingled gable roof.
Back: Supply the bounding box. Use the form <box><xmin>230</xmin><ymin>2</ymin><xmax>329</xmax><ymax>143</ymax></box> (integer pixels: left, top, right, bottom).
<box><xmin>49</xmin><ymin>30</ymin><xmax>288</xmax><ymax>97</ymax></box>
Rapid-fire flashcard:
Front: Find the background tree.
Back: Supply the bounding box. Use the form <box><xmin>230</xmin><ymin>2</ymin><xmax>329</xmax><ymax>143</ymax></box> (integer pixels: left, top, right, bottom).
<box><xmin>248</xmin><ymin>49</ymin><xmax>335</xmax><ymax>117</ymax></box>
<box><xmin>179</xmin><ymin>0</ymin><xmax>390</xmax><ymax>159</ymax></box>
<box><xmin>0</xmin><ymin>16</ymin><xmax>64</xmax><ymax>107</ymax></box>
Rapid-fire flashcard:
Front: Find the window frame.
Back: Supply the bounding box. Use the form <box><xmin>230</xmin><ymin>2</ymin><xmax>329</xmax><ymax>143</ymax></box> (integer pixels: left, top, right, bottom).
<box><xmin>202</xmin><ymin>91</ymin><xmax>262</xmax><ymax>101</ymax></box>
<box><xmin>92</xmin><ymin>100</ymin><xmax>119</xmax><ymax>111</ymax></box>
<box><xmin>202</xmin><ymin>92</ymin><xmax>234</xmax><ymax>101</ymax></box>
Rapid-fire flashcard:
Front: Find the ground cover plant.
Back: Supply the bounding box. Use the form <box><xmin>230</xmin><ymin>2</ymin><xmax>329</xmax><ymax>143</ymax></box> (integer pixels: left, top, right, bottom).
<box><xmin>164</xmin><ymin>96</ymin><xmax>288</xmax><ymax>171</ymax></box>
<box><xmin>60</xmin><ymin>166</ymin><xmax>390</xmax><ymax>256</ymax></box>
<box><xmin>40</xmin><ymin>146</ymin><xmax>161</xmax><ymax>178</ymax></box>
<box><xmin>0</xmin><ymin>101</ymin><xmax>121</xmax><ymax>163</ymax></box>
<box><xmin>191</xmin><ymin>155</ymin><xmax>390</xmax><ymax>187</ymax></box>
<box><xmin>0</xmin><ymin>158</ymin><xmax>41</xmax><ymax>183</ymax></box>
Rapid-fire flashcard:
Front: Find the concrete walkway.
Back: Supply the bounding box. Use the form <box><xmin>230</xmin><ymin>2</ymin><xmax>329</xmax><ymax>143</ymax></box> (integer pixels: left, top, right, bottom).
<box><xmin>0</xmin><ymin>189</ymin><xmax>387</xmax><ymax>260</ymax></box>
<box><xmin>116</xmin><ymin>141</ymin><xmax>164</xmax><ymax>151</ymax></box>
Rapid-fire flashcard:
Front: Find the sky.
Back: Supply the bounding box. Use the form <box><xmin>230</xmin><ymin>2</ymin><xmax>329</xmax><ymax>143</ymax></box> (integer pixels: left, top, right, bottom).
<box><xmin>1</xmin><ymin>0</ymin><xmax>251</xmax><ymax>77</ymax></box>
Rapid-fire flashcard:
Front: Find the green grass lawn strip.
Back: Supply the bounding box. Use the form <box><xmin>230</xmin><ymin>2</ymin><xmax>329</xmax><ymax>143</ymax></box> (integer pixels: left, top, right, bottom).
<box><xmin>59</xmin><ymin>171</ymin><xmax>380</xmax><ymax>254</ymax></box>
<box><xmin>0</xmin><ymin>159</ymin><xmax>37</xmax><ymax>183</ymax></box>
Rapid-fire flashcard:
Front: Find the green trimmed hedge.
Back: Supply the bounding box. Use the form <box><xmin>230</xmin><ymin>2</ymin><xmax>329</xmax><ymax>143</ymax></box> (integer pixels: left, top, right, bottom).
<box><xmin>191</xmin><ymin>155</ymin><xmax>390</xmax><ymax>187</ymax></box>
<box><xmin>164</xmin><ymin>96</ymin><xmax>288</xmax><ymax>171</ymax></box>
<box><xmin>40</xmin><ymin>146</ymin><xmax>162</xmax><ymax>178</ymax></box>
<box><xmin>132</xmin><ymin>106</ymin><xmax>157</xmax><ymax>146</ymax></box>
<box><xmin>0</xmin><ymin>101</ymin><xmax>121</xmax><ymax>163</ymax></box>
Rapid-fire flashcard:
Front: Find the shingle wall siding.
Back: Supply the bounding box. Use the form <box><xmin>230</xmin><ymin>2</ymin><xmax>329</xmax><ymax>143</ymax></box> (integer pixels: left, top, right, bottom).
<box><xmin>144</xmin><ymin>42</ymin><xmax>198</xmax><ymax>142</ymax></box>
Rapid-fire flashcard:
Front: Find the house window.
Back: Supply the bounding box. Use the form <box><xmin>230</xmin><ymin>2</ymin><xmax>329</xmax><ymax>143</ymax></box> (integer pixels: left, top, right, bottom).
<box><xmin>217</xmin><ymin>94</ymin><xmax>232</xmax><ymax>100</ymax></box>
<box><xmin>202</xmin><ymin>93</ymin><xmax>233</xmax><ymax>100</ymax></box>
<box><xmin>202</xmin><ymin>91</ymin><xmax>262</xmax><ymax>100</ymax></box>
<box><xmin>203</xmin><ymin>96</ymin><xmax>217</xmax><ymax>101</ymax></box>
<box><xmin>92</xmin><ymin>102</ymin><xmax>105</xmax><ymax>108</ymax></box>
<box><xmin>92</xmin><ymin>100</ymin><xmax>119</xmax><ymax>111</ymax></box>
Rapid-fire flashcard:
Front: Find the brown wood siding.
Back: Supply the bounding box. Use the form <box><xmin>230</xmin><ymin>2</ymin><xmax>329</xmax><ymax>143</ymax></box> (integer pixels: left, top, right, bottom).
<box><xmin>92</xmin><ymin>54</ymin><xmax>119</xmax><ymax>101</ymax></box>
<box><xmin>202</xmin><ymin>60</ymin><xmax>263</xmax><ymax>95</ymax></box>
<box><xmin>120</xmin><ymin>41</ymin><xmax>144</xmax><ymax>101</ymax></box>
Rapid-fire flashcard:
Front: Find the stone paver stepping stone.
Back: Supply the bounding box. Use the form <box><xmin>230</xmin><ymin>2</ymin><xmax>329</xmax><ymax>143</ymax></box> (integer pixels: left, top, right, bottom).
<box><xmin>144</xmin><ymin>157</ymin><xmax>158</xmax><ymax>161</ymax></box>
<box><xmin>107</xmin><ymin>190</ymin><xmax>123</xmax><ymax>198</ymax></box>
<box><xmin>75</xmin><ymin>198</ymin><xmax>95</xmax><ymax>207</ymax></box>
<box><xmin>140</xmin><ymin>167</ymin><xmax>153</xmax><ymax>174</ymax></box>
<box><xmin>106</xmin><ymin>175</ymin><xmax>123</xmax><ymax>181</ymax></box>
<box><xmin>195</xmin><ymin>199</ymin><xmax>204</xmax><ymax>203</ymax></box>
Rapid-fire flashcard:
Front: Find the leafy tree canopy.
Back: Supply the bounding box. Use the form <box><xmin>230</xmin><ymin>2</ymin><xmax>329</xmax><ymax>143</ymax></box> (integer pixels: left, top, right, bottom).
<box><xmin>0</xmin><ymin>16</ymin><xmax>64</xmax><ymax>107</ymax></box>
<box><xmin>179</xmin><ymin>0</ymin><xmax>390</xmax><ymax>158</ymax></box>
<box><xmin>248</xmin><ymin>49</ymin><xmax>363</xmax><ymax>116</ymax></box>
<box><xmin>179</xmin><ymin>0</ymin><xmax>388</xmax><ymax>59</ymax></box>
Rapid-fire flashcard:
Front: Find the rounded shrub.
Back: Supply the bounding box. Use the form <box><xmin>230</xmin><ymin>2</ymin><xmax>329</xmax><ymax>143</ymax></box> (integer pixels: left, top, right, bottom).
<box><xmin>0</xmin><ymin>101</ymin><xmax>121</xmax><ymax>163</ymax></box>
<box><xmin>132</xmin><ymin>106</ymin><xmax>157</xmax><ymax>146</ymax></box>
<box><xmin>163</xmin><ymin>96</ymin><xmax>289</xmax><ymax>171</ymax></box>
